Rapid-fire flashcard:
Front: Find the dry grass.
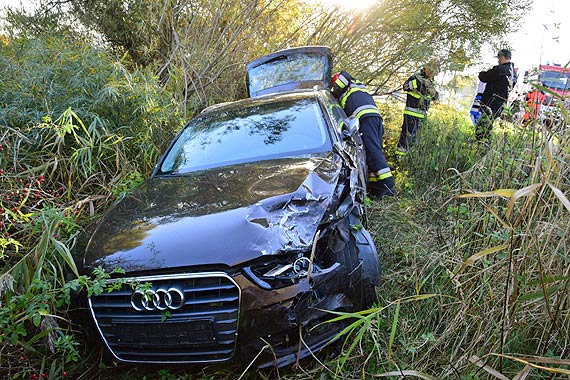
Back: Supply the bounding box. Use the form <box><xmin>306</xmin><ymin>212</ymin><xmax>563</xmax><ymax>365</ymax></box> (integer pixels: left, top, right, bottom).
<box><xmin>347</xmin><ymin>105</ymin><xmax>570</xmax><ymax>380</ymax></box>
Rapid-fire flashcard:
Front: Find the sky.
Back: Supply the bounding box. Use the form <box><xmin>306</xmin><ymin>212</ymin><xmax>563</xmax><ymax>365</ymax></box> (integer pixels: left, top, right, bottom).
<box><xmin>496</xmin><ymin>0</ymin><xmax>570</xmax><ymax>73</ymax></box>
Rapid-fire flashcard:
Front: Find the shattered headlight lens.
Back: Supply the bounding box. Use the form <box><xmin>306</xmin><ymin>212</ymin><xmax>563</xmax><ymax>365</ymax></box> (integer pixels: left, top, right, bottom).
<box><xmin>243</xmin><ymin>255</ymin><xmax>321</xmax><ymax>290</ymax></box>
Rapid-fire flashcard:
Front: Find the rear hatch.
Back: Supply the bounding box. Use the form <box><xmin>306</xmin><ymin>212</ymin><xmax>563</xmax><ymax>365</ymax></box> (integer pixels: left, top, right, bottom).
<box><xmin>246</xmin><ymin>46</ymin><xmax>332</xmax><ymax>97</ymax></box>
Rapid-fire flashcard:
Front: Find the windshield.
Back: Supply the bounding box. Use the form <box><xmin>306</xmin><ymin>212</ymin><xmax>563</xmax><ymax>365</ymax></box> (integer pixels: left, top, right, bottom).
<box><xmin>540</xmin><ymin>70</ymin><xmax>570</xmax><ymax>91</ymax></box>
<box><xmin>159</xmin><ymin>98</ymin><xmax>330</xmax><ymax>174</ymax></box>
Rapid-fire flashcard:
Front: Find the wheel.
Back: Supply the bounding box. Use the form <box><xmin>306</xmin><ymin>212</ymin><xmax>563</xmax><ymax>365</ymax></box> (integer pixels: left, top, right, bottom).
<box><xmin>361</xmin><ymin>279</ymin><xmax>378</xmax><ymax>308</ymax></box>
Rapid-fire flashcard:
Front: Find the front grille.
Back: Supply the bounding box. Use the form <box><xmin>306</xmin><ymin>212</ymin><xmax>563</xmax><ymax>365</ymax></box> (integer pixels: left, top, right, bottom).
<box><xmin>89</xmin><ymin>272</ymin><xmax>240</xmax><ymax>363</ymax></box>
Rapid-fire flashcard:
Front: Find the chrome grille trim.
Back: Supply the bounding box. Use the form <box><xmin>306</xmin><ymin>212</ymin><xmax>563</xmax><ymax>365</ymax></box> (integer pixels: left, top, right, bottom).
<box><xmin>88</xmin><ymin>272</ymin><xmax>241</xmax><ymax>364</ymax></box>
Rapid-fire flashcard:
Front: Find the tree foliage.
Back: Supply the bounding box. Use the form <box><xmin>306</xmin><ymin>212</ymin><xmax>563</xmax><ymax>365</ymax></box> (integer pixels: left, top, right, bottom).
<box><xmin>55</xmin><ymin>0</ymin><xmax>313</xmax><ymax>116</ymax></box>
<box><xmin>2</xmin><ymin>0</ymin><xmax>531</xmax><ymax>112</ymax></box>
<box><xmin>307</xmin><ymin>0</ymin><xmax>531</xmax><ymax>90</ymax></box>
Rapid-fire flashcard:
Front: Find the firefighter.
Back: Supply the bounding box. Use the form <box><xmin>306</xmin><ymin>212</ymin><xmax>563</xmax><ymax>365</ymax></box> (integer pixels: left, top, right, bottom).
<box><xmin>523</xmin><ymin>86</ymin><xmax>546</xmax><ymax>122</ymax></box>
<box><xmin>330</xmin><ymin>71</ymin><xmax>396</xmax><ymax>198</ymax></box>
<box><xmin>475</xmin><ymin>49</ymin><xmax>517</xmax><ymax>140</ymax></box>
<box><xmin>396</xmin><ymin>61</ymin><xmax>439</xmax><ymax>155</ymax></box>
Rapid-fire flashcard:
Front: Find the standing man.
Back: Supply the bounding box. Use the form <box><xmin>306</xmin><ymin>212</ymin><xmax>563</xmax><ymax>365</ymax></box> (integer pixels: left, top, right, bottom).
<box><xmin>396</xmin><ymin>61</ymin><xmax>439</xmax><ymax>155</ymax></box>
<box><xmin>475</xmin><ymin>49</ymin><xmax>517</xmax><ymax>140</ymax></box>
<box><xmin>523</xmin><ymin>86</ymin><xmax>546</xmax><ymax>122</ymax></box>
<box><xmin>330</xmin><ymin>71</ymin><xmax>396</xmax><ymax>199</ymax></box>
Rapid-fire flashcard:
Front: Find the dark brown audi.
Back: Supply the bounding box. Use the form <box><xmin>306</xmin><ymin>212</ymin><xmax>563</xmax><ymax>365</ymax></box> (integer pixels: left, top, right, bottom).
<box><xmin>76</xmin><ymin>46</ymin><xmax>381</xmax><ymax>368</ymax></box>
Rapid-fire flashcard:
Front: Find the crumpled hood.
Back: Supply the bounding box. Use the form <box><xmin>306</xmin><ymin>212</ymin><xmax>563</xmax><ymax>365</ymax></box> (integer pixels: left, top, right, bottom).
<box><xmin>82</xmin><ymin>154</ymin><xmax>343</xmax><ymax>273</ymax></box>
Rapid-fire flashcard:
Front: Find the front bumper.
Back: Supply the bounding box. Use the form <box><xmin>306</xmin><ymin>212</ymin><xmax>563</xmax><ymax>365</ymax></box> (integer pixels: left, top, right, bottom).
<box><xmin>89</xmin><ymin>261</ymin><xmax>361</xmax><ymax>367</ymax></box>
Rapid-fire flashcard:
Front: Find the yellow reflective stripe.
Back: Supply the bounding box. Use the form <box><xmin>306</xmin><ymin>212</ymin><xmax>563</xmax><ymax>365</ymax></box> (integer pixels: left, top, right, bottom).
<box><xmin>374</xmin><ymin>168</ymin><xmax>391</xmax><ymax>175</ymax></box>
<box><xmin>369</xmin><ymin>169</ymin><xmax>393</xmax><ymax>182</ymax></box>
<box><xmin>395</xmin><ymin>150</ymin><xmax>407</xmax><ymax>156</ymax></box>
<box><xmin>356</xmin><ymin>108</ymin><xmax>381</xmax><ymax>119</ymax></box>
<box><xmin>404</xmin><ymin>110</ymin><xmax>426</xmax><ymax>118</ymax></box>
<box><xmin>335</xmin><ymin>77</ymin><xmax>347</xmax><ymax>89</ymax></box>
<box><xmin>404</xmin><ymin>106</ymin><xmax>426</xmax><ymax>118</ymax></box>
<box><xmin>340</xmin><ymin>86</ymin><xmax>370</xmax><ymax>108</ymax></box>
<box><xmin>369</xmin><ymin>172</ymin><xmax>393</xmax><ymax>182</ymax></box>
<box><xmin>406</xmin><ymin>91</ymin><xmax>421</xmax><ymax>99</ymax></box>
<box><xmin>351</xmin><ymin>104</ymin><xmax>381</xmax><ymax>119</ymax></box>
<box><xmin>411</xmin><ymin>79</ymin><xmax>418</xmax><ymax>89</ymax></box>
<box><xmin>405</xmin><ymin>106</ymin><xmax>424</xmax><ymax>113</ymax></box>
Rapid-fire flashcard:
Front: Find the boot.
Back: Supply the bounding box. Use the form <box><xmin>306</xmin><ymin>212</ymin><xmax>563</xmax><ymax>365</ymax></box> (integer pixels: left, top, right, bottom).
<box><xmin>368</xmin><ymin>177</ymin><xmax>396</xmax><ymax>199</ymax></box>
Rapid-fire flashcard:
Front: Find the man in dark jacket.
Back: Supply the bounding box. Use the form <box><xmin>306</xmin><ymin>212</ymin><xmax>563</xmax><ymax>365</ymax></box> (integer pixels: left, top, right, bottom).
<box><xmin>396</xmin><ymin>61</ymin><xmax>439</xmax><ymax>154</ymax></box>
<box><xmin>475</xmin><ymin>49</ymin><xmax>517</xmax><ymax>140</ymax></box>
<box><xmin>331</xmin><ymin>71</ymin><xmax>396</xmax><ymax>198</ymax></box>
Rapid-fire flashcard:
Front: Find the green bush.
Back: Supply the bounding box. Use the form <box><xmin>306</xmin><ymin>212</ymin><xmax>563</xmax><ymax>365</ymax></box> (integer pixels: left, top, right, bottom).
<box><xmin>0</xmin><ymin>34</ymin><xmax>182</xmax><ymax>379</ymax></box>
<box><xmin>0</xmin><ymin>35</ymin><xmax>181</xmax><ymax>167</ymax></box>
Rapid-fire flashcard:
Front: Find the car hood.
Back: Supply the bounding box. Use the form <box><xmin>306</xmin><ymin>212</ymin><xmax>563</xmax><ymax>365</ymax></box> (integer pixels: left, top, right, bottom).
<box><xmin>82</xmin><ymin>154</ymin><xmax>343</xmax><ymax>273</ymax></box>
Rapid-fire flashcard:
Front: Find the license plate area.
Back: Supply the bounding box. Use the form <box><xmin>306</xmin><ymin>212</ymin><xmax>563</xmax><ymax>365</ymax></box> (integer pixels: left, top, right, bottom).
<box><xmin>112</xmin><ymin>318</ymin><xmax>216</xmax><ymax>345</ymax></box>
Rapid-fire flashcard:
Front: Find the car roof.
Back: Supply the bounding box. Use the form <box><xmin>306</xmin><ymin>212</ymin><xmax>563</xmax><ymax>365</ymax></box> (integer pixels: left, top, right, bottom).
<box><xmin>199</xmin><ymin>88</ymin><xmax>326</xmax><ymax>116</ymax></box>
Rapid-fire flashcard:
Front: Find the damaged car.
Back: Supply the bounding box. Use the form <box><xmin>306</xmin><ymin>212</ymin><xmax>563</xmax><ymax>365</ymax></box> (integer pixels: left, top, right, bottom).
<box><xmin>78</xmin><ymin>46</ymin><xmax>381</xmax><ymax>368</ymax></box>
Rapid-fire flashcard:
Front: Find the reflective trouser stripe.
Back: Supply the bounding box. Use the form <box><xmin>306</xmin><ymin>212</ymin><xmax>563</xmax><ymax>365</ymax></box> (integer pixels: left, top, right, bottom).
<box><xmin>369</xmin><ymin>168</ymin><xmax>393</xmax><ymax>182</ymax></box>
<box><xmin>406</xmin><ymin>91</ymin><xmax>421</xmax><ymax>99</ymax></box>
<box><xmin>403</xmin><ymin>110</ymin><xmax>426</xmax><ymax>118</ymax></box>
<box><xmin>404</xmin><ymin>107</ymin><xmax>426</xmax><ymax>118</ymax></box>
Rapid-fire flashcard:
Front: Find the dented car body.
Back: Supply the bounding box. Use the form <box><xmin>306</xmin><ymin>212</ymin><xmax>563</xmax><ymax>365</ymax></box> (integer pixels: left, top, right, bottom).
<box><xmin>79</xmin><ymin>47</ymin><xmax>381</xmax><ymax>368</ymax></box>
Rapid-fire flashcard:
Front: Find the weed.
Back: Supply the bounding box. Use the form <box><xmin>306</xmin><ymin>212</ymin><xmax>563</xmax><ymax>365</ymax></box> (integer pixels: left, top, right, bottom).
<box><xmin>0</xmin><ymin>34</ymin><xmax>181</xmax><ymax>378</ymax></box>
<box><xmin>333</xmin><ymin>101</ymin><xmax>570</xmax><ymax>379</ymax></box>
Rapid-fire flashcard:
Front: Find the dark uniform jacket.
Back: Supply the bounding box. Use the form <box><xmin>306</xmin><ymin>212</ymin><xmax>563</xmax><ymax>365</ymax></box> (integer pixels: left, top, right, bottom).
<box><xmin>479</xmin><ymin>62</ymin><xmax>517</xmax><ymax>114</ymax></box>
<box><xmin>338</xmin><ymin>83</ymin><xmax>381</xmax><ymax>122</ymax></box>
<box><xmin>402</xmin><ymin>71</ymin><xmax>438</xmax><ymax>119</ymax></box>
<box><xmin>337</xmin><ymin>82</ymin><xmax>390</xmax><ymax>178</ymax></box>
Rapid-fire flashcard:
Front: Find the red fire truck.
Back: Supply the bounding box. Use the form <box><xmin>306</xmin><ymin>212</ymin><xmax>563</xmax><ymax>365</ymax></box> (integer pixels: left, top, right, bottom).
<box><xmin>536</xmin><ymin>63</ymin><xmax>570</xmax><ymax>122</ymax></box>
<box><xmin>539</xmin><ymin>63</ymin><xmax>570</xmax><ymax>96</ymax></box>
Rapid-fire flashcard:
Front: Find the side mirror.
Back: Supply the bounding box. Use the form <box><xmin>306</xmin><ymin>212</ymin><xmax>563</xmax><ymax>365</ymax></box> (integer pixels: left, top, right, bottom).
<box><xmin>341</xmin><ymin>116</ymin><xmax>359</xmax><ymax>139</ymax></box>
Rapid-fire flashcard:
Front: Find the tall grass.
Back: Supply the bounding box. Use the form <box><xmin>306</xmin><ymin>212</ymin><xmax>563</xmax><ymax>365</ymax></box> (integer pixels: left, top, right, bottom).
<box><xmin>330</xmin><ymin>101</ymin><xmax>570</xmax><ymax>379</ymax></box>
<box><xmin>0</xmin><ymin>35</ymin><xmax>181</xmax><ymax>378</ymax></box>
<box><xmin>1</xmin><ymin>32</ymin><xmax>568</xmax><ymax>380</ymax></box>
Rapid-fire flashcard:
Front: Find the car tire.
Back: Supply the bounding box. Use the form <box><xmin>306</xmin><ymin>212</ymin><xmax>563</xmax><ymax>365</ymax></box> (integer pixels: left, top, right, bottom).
<box><xmin>351</xmin><ymin>226</ymin><xmax>381</xmax><ymax>308</ymax></box>
<box><xmin>361</xmin><ymin>279</ymin><xmax>378</xmax><ymax>309</ymax></box>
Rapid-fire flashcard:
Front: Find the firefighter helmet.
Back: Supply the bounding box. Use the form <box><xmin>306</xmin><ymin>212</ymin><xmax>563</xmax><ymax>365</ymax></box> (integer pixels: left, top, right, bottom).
<box><xmin>330</xmin><ymin>71</ymin><xmax>352</xmax><ymax>98</ymax></box>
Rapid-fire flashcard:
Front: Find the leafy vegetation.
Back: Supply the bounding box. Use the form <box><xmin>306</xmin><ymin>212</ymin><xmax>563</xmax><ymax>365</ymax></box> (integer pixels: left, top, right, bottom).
<box><xmin>0</xmin><ymin>34</ymin><xmax>181</xmax><ymax>379</ymax></box>
<box><xmin>3</xmin><ymin>0</ymin><xmax>531</xmax><ymax>113</ymax></box>
<box><xmin>1</xmin><ymin>0</ymin><xmax>568</xmax><ymax>379</ymax></box>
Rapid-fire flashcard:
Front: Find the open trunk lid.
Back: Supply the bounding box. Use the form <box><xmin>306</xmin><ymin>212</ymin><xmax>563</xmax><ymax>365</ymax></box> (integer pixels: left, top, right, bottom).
<box><xmin>246</xmin><ymin>46</ymin><xmax>332</xmax><ymax>97</ymax></box>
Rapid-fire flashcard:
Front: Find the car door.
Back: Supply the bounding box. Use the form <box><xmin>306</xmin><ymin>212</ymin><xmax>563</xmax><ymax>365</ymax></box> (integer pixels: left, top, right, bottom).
<box><xmin>323</xmin><ymin>92</ymin><xmax>366</xmax><ymax>177</ymax></box>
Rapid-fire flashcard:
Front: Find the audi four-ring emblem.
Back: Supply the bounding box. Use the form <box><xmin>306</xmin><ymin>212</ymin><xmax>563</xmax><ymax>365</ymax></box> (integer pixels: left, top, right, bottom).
<box><xmin>130</xmin><ymin>287</ymin><xmax>185</xmax><ymax>311</ymax></box>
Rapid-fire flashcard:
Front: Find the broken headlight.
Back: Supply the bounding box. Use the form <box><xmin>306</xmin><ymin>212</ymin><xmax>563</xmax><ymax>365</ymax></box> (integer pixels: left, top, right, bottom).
<box><xmin>243</xmin><ymin>255</ymin><xmax>322</xmax><ymax>290</ymax></box>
